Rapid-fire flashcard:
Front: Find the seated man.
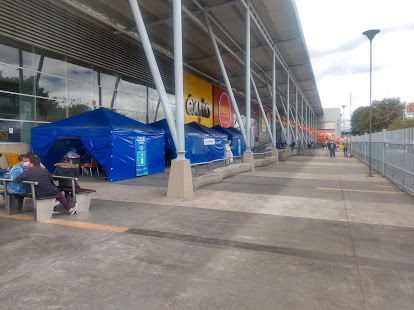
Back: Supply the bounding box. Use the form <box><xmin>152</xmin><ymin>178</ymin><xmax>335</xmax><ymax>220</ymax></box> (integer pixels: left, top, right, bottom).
<box><xmin>4</xmin><ymin>154</ymin><xmax>30</xmax><ymax>194</ymax></box>
<box><xmin>16</xmin><ymin>157</ymin><xmax>77</xmax><ymax>215</ymax></box>
<box><xmin>66</xmin><ymin>147</ymin><xmax>81</xmax><ymax>165</ymax></box>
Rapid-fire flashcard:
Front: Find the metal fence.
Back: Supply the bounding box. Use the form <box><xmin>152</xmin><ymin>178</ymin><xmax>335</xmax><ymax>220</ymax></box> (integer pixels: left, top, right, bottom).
<box><xmin>351</xmin><ymin>127</ymin><xmax>414</xmax><ymax>194</ymax></box>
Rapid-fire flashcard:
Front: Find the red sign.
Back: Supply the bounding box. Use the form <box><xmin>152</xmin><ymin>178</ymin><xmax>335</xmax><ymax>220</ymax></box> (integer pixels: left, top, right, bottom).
<box><xmin>408</xmin><ymin>102</ymin><xmax>414</xmax><ymax>113</ymax></box>
<box><xmin>213</xmin><ymin>86</ymin><xmax>234</xmax><ymax>128</ymax></box>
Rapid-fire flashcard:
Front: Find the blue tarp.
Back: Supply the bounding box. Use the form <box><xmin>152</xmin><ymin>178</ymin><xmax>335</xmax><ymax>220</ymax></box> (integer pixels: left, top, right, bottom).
<box><xmin>212</xmin><ymin>126</ymin><xmax>246</xmax><ymax>156</ymax></box>
<box><xmin>186</xmin><ymin>122</ymin><xmax>227</xmax><ymax>161</ymax></box>
<box><xmin>151</xmin><ymin>120</ymin><xmax>226</xmax><ymax>164</ymax></box>
<box><xmin>31</xmin><ymin>108</ymin><xmax>165</xmax><ymax>181</ymax></box>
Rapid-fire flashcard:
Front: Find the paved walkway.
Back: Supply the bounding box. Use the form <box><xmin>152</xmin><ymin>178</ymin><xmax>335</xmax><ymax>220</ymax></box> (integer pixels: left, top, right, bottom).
<box><xmin>0</xmin><ymin>155</ymin><xmax>413</xmax><ymax>309</ymax></box>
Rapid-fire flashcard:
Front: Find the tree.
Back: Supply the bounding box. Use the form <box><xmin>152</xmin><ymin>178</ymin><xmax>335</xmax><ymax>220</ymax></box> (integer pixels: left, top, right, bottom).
<box><xmin>351</xmin><ymin>98</ymin><xmax>405</xmax><ymax>135</ymax></box>
<box><xmin>388</xmin><ymin>118</ymin><xmax>414</xmax><ymax>130</ymax></box>
<box><xmin>351</xmin><ymin>106</ymin><xmax>369</xmax><ymax>135</ymax></box>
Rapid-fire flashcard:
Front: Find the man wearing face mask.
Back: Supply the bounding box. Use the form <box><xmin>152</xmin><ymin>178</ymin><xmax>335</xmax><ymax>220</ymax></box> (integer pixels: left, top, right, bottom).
<box><xmin>4</xmin><ymin>154</ymin><xmax>30</xmax><ymax>195</ymax></box>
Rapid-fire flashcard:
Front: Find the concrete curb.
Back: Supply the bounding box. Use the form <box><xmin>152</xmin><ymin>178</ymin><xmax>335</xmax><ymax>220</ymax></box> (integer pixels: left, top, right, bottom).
<box><xmin>193</xmin><ymin>156</ymin><xmax>279</xmax><ymax>191</ymax></box>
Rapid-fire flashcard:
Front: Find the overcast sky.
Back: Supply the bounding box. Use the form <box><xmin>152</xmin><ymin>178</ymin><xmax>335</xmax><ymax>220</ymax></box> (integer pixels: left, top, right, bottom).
<box><xmin>295</xmin><ymin>0</ymin><xmax>414</xmax><ymax>123</ymax></box>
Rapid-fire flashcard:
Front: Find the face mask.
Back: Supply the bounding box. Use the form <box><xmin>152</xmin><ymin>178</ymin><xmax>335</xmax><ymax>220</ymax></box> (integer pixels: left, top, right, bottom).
<box><xmin>23</xmin><ymin>162</ymin><xmax>30</xmax><ymax>167</ymax></box>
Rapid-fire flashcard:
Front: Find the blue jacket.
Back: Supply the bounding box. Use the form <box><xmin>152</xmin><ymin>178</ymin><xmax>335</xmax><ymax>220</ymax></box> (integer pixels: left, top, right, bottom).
<box><xmin>5</xmin><ymin>163</ymin><xmax>30</xmax><ymax>194</ymax></box>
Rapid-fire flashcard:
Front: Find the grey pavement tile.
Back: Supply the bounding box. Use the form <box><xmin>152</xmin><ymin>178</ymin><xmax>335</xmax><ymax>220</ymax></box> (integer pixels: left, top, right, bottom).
<box><xmin>0</xmin><ymin>233</ymin><xmax>366</xmax><ymax>310</ymax></box>
<box><xmin>359</xmin><ymin>265</ymin><xmax>414</xmax><ymax>310</ymax></box>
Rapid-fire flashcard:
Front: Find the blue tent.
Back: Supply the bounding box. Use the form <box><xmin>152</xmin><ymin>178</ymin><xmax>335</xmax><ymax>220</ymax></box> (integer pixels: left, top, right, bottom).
<box><xmin>212</xmin><ymin>126</ymin><xmax>246</xmax><ymax>156</ymax></box>
<box><xmin>152</xmin><ymin>119</ymin><xmax>226</xmax><ymax>164</ymax></box>
<box><xmin>186</xmin><ymin>122</ymin><xmax>227</xmax><ymax>161</ymax></box>
<box><xmin>31</xmin><ymin>108</ymin><xmax>165</xmax><ymax>181</ymax></box>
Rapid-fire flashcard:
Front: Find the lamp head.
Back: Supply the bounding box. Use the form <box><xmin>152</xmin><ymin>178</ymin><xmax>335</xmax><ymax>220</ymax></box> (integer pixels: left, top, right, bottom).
<box><xmin>362</xmin><ymin>29</ymin><xmax>380</xmax><ymax>41</ymax></box>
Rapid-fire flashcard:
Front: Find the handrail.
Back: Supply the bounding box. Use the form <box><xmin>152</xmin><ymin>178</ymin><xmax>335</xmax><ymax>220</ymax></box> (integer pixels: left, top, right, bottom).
<box><xmin>190</xmin><ymin>156</ymin><xmax>243</xmax><ymax>173</ymax></box>
<box><xmin>0</xmin><ymin>178</ymin><xmax>38</xmax><ymax>185</ymax></box>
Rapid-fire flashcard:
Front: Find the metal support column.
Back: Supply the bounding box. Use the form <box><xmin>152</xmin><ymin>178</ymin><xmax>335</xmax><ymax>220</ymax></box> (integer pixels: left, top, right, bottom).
<box><xmin>173</xmin><ymin>0</ymin><xmax>186</xmax><ymax>160</ymax></box>
<box><xmin>128</xmin><ymin>0</ymin><xmax>178</xmax><ymax>147</ymax></box>
<box><xmin>305</xmin><ymin>103</ymin><xmax>308</xmax><ymax>143</ymax></box>
<box><xmin>266</xmin><ymin>79</ymin><xmax>286</xmax><ymax>140</ymax></box>
<box><xmin>272</xmin><ymin>51</ymin><xmax>276</xmax><ymax>147</ymax></box>
<box><xmin>295</xmin><ymin>87</ymin><xmax>298</xmax><ymax>145</ymax></box>
<box><xmin>251</xmin><ymin>77</ymin><xmax>274</xmax><ymax>146</ymax></box>
<box><xmin>203</xmin><ymin>13</ymin><xmax>247</xmax><ymax>145</ymax></box>
<box><xmin>110</xmin><ymin>75</ymin><xmax>121</xmax><ymax>108</ymax></box>
<box><xmin>301</xmin><ymin>96</ymin><xmax>304</xmax><ymax>145</ymax></box>
<box><xmin>286</xmin><ymin>74</ymin><xmax>290</xmax><ymax>145</ymax></box>
<box><xmin>245</xmin><ymin>1</ymin><xmax>251</xmax><ymax>150</ymax></box>
<box><xmin>278</xmin><ymin>93</ymin><xmax>295</xmax><ymax>139</ymax></box>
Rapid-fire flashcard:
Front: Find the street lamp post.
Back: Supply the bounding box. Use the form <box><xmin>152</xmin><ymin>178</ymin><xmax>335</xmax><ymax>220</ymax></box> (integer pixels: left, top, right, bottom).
<box><xmin>363</xmin><ymin>29</ymin><xmax>380</xmax><ymax>177</ymax></box>
<box><xmin>342</xmin><ymin>104</ymin><xmax>346</xmax><ymax>132</ymax></box>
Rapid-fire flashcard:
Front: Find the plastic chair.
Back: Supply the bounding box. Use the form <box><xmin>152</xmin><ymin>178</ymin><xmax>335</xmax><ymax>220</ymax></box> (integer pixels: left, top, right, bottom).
<box><xmin>3</xmin><ymin>152</ymin><xmax>19</xmax><ymax>166</ymax></box>
<box><xmin>83</xmin><ymin>158</ymin><xmax>99</xmax><ymax>177</ymax></box>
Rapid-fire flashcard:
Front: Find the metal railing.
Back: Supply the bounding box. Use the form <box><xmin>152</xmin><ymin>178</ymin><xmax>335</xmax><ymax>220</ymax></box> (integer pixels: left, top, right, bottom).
<box><xmin>191</xmin><ymin>156</ymin><xmax>244</xmax><ymax>173</ymax></box>
<box><xmin>253</xmin><ymin>151</ymin><xmax>273</xmax><ymax>159</ymax></box>
<box><xmin>351</xmin><ymin>127</ymin><xmax>414</xmax><ymax>194</ymax></box>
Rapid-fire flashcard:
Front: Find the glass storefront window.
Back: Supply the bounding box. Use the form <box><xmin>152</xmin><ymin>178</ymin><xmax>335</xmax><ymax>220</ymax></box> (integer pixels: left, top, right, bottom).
<box><xmin>34</xmin><ymin>49</ymin><xmax>67</xmax><ymax>78</ymax></box>
<box><xmin>36</xmin><ymin>98</ymin><xmax>67</xmax><ymax>122</ymax></box>
<box><xmin>68</xmin><ymin>80</ymin><xmax>93</xmax><ymax>106</ymax></box>
<box><xmin>0</xmin><ymin>34</ymin><xmax>175</xmax><ymax>143</ymax></box>
<box><xmin>0</xmin><ymin>119</ymin><xmax>38</xmax><ymax>143</ymax></box>
<box><xmin>0</xmin><ymin>36</ymin><xmax>33</xmax><ymax>68</ymax></box>
<box><xmin>67</xmin><ymin>58</ymin><xmax>93</xmax><ymax>84</ymax></box>
<box><xmin>100</xmin><ymin>88</ymin><xmax>121</xmax><ymax>108</ymax></box>
<box><xmin>0</xmin><ymin>93</ymin><xmax>34</xmax><ymax>121</ymax></box>
<box><xmin>37</xmin><ymin>73</ymin><xmax>67</xmax><ymax>100</ymax></box>
<box><xmin>0</xmin><ymin>43</ymin><xmax>19</xmax><ymax>66</ymax></box>
<box><xmin>0</xmin><ymin>63</ymin><xmax>34</xmax><ymax>95</ymax></box>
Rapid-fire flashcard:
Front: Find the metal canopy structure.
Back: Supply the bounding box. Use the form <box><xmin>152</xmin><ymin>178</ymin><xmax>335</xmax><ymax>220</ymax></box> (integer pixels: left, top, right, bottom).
<box><xmin>58</xmin><ymin>0</ymin><xmax>323</xmax><ymax>117</ymax></box>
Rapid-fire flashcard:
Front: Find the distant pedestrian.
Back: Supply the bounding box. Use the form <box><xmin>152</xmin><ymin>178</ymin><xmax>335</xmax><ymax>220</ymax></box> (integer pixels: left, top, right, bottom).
<box><xmin>343</xmin><ymin>142</ymin><xmax>349</xmax><ymax>157</ymax></box>
<box><xmin>329</xmin><ymin>141</ymin><xmax>337</xmax><ymax>158</ymax></box>
<box><xmin>224</xmin><ymin>140</ymin><xmax>234</xmax><ymax>164</ymax></box>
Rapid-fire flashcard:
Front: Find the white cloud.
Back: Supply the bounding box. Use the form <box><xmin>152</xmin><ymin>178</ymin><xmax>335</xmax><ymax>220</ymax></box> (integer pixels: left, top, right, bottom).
<box><xmin>296</xmin><ymin>0</ymin><xmax>414</xmax><ymax>122</ymax></box>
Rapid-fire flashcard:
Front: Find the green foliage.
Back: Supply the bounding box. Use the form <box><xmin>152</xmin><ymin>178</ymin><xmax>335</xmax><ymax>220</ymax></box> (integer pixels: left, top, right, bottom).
<box><xmin>351</xmin><ymin>98</ymin><xmax>405</xmax><ymax>135</ymax></box>
<box><xmin>388</xmin><ymin>118</ymin><xmax>414</xmax><ymax>130</ymax></box>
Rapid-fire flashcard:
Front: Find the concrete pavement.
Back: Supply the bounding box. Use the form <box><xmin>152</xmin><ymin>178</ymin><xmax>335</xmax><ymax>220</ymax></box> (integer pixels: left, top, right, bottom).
<box><xmin>0</xmin><ymin>155</ymin><xmax>413</xmax><ymax>309</ymax></box>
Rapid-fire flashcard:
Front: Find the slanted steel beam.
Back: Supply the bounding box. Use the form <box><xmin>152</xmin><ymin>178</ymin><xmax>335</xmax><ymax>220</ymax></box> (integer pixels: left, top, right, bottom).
<box><xmin>203</xmin><ymin>11</ymin><xmax>247</xmax><ymax>145</ymax></box>
<box><xmin>128</xmin><ymin>0</ymin><xmax>178</xmax><ymax>147</ymax></box>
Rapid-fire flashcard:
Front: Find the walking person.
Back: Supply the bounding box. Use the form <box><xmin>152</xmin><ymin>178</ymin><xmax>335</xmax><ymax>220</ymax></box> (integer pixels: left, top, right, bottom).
<box><xmin>329</xmin><ymin>140</ymin><xmax>337</xmax><ymax>158</ymax></box>
<box><xmin>224</xmin><ymin>140</ymin><xmax>234</xmax><ymax>165</ymax></box>
<box><xmin>16</xmin><ymin>156</ymin><xmax>77</xmax><ymax>215</ymax></box>
<box><xmin>343</xmin><ymin>141</ymin><xmax>349</xmax><ymax>157</ymax></box>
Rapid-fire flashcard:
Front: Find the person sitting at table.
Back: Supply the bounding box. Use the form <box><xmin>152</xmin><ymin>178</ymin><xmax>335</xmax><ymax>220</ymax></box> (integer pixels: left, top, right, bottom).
<box><xmin>26</xmin><ymin>152</ymin><xmax>46</xmax><ymax>170</ymax></box>
<box><xmin>54</xmin><ymin>156</ymin><xmax>80</xmax><ymax>190</ymax></box>
<box><xmin>4</xmin><ymin>154</ymin><xmax>30</xmax><ymax>195</ymax></box>
<box><xmin>16</xmin><ymin>157</ymin><xmax>77</xmax><ymax>215</ymax></box>
<box><xmin>66</xmin><ymin>147</ymin><xmax>81</xmax><ymax>164</ymax></box>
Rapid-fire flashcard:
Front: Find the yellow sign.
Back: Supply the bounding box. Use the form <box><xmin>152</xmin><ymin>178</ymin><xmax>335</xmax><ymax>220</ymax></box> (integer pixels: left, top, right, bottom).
<box><xmin>183</xmin><ymin>71</ymin><xmax>213</xmax><ymax>127</ymax></box>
